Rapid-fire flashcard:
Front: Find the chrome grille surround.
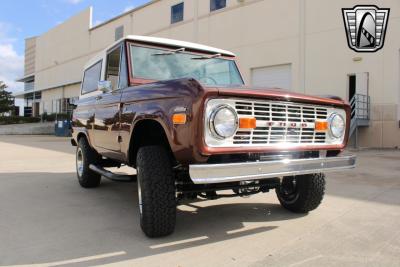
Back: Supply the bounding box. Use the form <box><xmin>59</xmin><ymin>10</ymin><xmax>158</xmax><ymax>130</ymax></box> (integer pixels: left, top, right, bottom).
<box><xmin>204</xmin><ymin>98</ymin><xmax>347</xmax><ymax>148</ymax></box>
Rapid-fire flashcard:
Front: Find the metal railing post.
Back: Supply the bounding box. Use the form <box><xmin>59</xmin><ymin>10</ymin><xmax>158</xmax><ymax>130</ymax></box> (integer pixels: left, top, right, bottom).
<box><xmin>350</xmin><ymin>93</ymin><xmax>371</xmax><ymax>149</ymax></box>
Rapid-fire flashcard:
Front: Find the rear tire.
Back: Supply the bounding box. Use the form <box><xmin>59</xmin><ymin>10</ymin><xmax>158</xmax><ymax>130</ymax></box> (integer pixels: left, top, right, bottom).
<box><xmin>136</xmin><ymin>145</ymin><xmax>176</xmax><ymax>237</ymax></box>
<box><xmin>76</xmin><ymin>138</ymin><xmax>101</xmax><ymax>188</ymax></box>
<box><xmin>276</xmin><ymin>173</ymin><xmax>325</xmax><ymax>213</ymax></box>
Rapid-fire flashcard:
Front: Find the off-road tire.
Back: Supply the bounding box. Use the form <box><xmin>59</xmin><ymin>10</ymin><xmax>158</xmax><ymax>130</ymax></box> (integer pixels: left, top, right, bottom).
<box><xmin>136</xmin><ymin>145</ymin><xmax>176</xmax><ymax>238</ymax></box>
<box><xmin>76</xmin><ymin>138</ymin><xmax>101</xmax><ymax>188</ymax></box>
<box><xmin>276</xmin><ymin>173</ymin><xmax>325</xmax><ymax>213</ymax></box>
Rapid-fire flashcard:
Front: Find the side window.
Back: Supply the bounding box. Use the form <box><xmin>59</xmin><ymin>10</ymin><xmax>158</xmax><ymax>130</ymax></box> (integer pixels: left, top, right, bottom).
<box><xmin>105</xmin><ymin>46</ymin><xmax>122</xmax><ymax>91</ymax></box>
<box><xmin>82</xmin><ymin>60</ymin><xmax>102</xmax><ymax>94</ymax></box>
<box><xmin>210</xmin><ymin>0</ymin><xmax>226</xmax><ymax>12</ymax></box>
<box><xmin>118</xmin><ymin>45</ymin><xmax>128</xmax><ymax>89</ymax></box>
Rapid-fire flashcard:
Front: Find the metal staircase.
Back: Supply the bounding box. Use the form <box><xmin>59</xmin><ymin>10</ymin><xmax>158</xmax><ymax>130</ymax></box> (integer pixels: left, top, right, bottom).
<box><xmin>349</xmin><ymin>94</ymin><xmax>370</xmax><ymax>147</ymax></box>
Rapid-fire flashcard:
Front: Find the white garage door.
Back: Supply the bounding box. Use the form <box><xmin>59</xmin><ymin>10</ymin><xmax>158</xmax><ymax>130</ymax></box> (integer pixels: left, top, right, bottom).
<box><xmin>251</xmin><ymin>64</ymin><xmax>292</xmax><ymax>90</ymax></box>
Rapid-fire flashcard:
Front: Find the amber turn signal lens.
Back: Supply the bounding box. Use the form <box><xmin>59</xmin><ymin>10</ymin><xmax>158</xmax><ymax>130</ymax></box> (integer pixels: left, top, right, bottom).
<box><xmin>239</xmin><ymin>117</ymin><xmax>257</xmax><ymax>129</ymax></box>
<box><xmin>172</xmin><ymin>113</ymin><xmax>187</xmax><ymax>124</ymax></box>
<box><xmin>315</xmin><ymin>120</ymin><xmax>328</xmax><ymax>131</ymax></box>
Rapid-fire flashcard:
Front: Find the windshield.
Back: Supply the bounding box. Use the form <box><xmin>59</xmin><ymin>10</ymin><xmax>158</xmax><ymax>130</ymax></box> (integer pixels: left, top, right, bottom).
<box><xmin>130</xmin><ymin>45</ymin><xmax>244</xmax><ymax>86</ymax></box>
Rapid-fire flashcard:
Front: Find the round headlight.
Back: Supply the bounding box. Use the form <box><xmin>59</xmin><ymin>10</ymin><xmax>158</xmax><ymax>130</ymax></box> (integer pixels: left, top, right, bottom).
<box><xmin>329</xmin><ymin>113</ymin><xmax>345</xmax><ymax>138</ymax></box>
<box><xmin>210</xmin><ymin>105</ymin><xmax>238</xmax><ymax>139</ymax></box>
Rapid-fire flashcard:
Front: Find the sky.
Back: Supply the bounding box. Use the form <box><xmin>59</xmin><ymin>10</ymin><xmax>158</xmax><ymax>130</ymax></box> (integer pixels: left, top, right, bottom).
<box><xmin>0</xmin><ymin>0</ymin><xmax>150</xmax><ymax>94</ymax></box>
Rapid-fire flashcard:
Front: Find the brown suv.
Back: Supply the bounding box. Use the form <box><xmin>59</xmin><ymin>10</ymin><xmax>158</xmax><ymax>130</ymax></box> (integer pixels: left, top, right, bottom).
<box><xmin>71</xmin><ymin>35</ymin><xmax>356</xmax><ymax>237</ymax></box>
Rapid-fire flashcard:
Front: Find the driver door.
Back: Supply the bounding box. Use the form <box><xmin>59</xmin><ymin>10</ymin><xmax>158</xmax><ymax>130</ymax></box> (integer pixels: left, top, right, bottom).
<box><xmin>93</xmin><ymin>43</ymin><xmax>128</xmax><ymax>154</ymax></box>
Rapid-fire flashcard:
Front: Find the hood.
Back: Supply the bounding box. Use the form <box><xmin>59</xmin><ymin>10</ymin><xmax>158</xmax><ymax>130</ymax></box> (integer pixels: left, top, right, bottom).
<box><xmin>209</xmin><ymin>86</ymin><xmax>347</xmax><ymax>107</ymax></box>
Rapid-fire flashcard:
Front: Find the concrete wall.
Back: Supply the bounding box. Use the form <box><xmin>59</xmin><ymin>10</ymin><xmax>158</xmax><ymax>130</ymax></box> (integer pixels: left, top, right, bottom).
<box><xmin>304</xmin><ymin>0</ymin><xmax>400</xmax><ymax>147</ymax></box>
<box><xmin>34</xmin><ymin>8</ymin><xmax>92</xmax><ymax>91</ymax></box>
<box><xmin>24</xmin><ymin>37</ymin><xmax>36</xmax><ymax>76</ymax></box>
<box><xmin>40</xmin><ymin>83</ymin><xmax>80</xmax><ymax>114</ymax></box>
<box><xmin>23</xmin><ymin>0</ymin><xmax>400</xmax><ymax>147</ymax></box>
<box><xmin>0</xmin><ymin>122</ymin><xmax>54</xmax><ymax>135</ymax></box>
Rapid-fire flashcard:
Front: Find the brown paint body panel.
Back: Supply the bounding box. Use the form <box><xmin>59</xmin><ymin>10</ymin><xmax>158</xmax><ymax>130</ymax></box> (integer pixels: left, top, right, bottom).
<box><xmin>118</xmin><ymin>78</ymin><xmax>210</xmax><ymax>164</ymax></box>
<box><xmin>73</xmin><ymin>78</ymin><xmax>350</xmax><ymax>166</ymax></box>
<box><xmin>93</xmin><ymin>90</ymin><xmax>123</xmax><ymax>152</ymax></box>
<box><xmin>217</xmin><ymin>87</ymin><xmax>347</xmax><ymax>106</ymax></box>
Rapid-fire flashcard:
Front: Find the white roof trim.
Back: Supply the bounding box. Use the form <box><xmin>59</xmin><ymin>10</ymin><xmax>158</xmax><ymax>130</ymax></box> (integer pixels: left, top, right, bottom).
<box><xmin>124</xmin><ymin>35</ymin><xmax>236</xmax><ymax>57</ymax></box>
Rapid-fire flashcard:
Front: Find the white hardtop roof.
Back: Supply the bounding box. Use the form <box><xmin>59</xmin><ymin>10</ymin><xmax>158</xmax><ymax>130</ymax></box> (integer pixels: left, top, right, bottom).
<box><xmin>84</xmin><ymin>35</ymin><xmax>236</xmax><ymax>69</ymax></box>
<box><xmin>124</xmin><ymin>35</ymin><xmax>235</xmax><ymax>56</ymax></box>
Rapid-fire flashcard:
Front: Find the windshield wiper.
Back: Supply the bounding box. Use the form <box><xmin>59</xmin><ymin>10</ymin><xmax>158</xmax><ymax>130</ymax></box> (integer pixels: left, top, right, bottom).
<box><xmin>152</xmin><ymin>47</ymin><xmax>185</xmax><ymax>56</ymax></box>
<box><xmin>191</xmin><ymin>53</ymin><xmax>222</xmax><ymax>60</ymax></box>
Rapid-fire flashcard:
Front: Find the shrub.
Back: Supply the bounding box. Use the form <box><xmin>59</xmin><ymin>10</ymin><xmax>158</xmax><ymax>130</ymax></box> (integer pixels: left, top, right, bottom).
<box><xmin>41</xmin><ymin>112</ymin><xmax>55</xmax><ymax>122</ymax></box>
<box><xmin>41</xmin><ymin>113</ymin><xmax>71</xmax><ymax>122</ymax></box>
<box><xmin>0</xmin><ymin>116</ymin><xmax>41</xmax><ymax>125</ymax></box>
<box><xmin>55</xmin><ymin>113</ymin><xmax>71</xmax><ymax>121</ymax></box>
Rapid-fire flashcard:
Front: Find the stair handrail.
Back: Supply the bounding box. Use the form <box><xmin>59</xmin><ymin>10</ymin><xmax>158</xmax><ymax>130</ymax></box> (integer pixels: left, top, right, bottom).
<box><xmin>350</xmin><ymin>93</ymin><xmax>370</xmax><ymax>121</ymax></box>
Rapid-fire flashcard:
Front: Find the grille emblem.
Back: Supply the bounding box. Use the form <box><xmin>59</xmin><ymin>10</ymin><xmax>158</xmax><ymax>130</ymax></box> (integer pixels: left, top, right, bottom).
<box><xmin>265</xmin><ymin>122</ymin><xmax>313</xmax><ymax>128</ymax></box>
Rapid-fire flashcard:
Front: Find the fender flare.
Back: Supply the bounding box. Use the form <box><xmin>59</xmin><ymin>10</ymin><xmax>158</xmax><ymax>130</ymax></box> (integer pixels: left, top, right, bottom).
<box><xmin>127</xmin><ymin>116</ymin><xmax>175</xmax><ymax>165</ymax></box>
<box><xmin>73</xmin><ymin>128</ymin><xmax>93</xmax><ymax>148</ymax></box>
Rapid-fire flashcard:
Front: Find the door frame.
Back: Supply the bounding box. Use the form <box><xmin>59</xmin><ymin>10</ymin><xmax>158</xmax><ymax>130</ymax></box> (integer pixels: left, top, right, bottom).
<box><xmin>346</xmin><ymin>72</ymin><xmax>369</xmax><ymax>101</ymax></box>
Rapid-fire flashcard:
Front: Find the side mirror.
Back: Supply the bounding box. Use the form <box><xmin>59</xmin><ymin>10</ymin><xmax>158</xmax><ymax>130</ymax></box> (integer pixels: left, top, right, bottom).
<box><xmin>98</xmin><ymin>80</ymin><xmax>112</xmax><ymax>93</ymax></box>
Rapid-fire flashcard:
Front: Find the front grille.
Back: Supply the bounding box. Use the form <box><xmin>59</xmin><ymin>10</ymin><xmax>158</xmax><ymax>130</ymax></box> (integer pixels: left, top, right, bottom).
<box><xmin>233</xmin><ymin>100</ymin><xmax>328</xmax><ymax>146</ymax></box>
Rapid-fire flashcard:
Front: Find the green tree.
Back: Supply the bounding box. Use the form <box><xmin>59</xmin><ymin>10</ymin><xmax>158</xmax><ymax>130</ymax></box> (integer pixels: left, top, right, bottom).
<box><xmin>0</xmin><ymin>81</ymin><xmax>15</xmax><ymax>116</ymax></box>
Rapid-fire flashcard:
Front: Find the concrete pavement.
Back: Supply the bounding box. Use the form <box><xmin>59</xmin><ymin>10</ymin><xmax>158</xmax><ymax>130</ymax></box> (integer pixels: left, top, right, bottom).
<box><xmin>0</xmin><ymin>136</ymin><xmax>399</xmax><ymax>267</ymax></box>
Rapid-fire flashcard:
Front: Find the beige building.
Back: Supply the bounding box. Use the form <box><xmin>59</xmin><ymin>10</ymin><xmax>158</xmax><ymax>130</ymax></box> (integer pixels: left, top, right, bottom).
<box><xmin>15</xmin><ymin>0</ymin><xmax>400</xmax><ymax>148</ymax></box>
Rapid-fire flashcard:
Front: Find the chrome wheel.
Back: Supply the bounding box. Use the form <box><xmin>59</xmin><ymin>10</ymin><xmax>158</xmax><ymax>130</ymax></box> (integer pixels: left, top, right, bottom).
<box><xmin>76</xmin><ymin>147</ymin><xmax>84</xmax><ymax>177</ymax></box>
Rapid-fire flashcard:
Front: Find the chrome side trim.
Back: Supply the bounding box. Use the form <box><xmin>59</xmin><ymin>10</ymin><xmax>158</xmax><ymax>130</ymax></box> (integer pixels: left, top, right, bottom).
<box><xmin>189</xmin><ymin>154</ymin><xmax>356</xmax><ymax>184</ymax></box>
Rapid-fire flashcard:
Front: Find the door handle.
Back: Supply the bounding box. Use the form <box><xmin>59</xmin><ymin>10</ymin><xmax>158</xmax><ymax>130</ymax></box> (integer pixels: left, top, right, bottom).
<box><xmin>96</xmin><ymin>95</ymin><xmax>103</xmax><ymax>101</ymax></box>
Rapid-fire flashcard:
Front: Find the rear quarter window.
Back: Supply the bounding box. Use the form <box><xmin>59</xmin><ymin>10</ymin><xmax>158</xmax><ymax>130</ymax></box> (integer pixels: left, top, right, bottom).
<box><xmin>81</xmin><ymin>60</ymin><xmax>102</xmax><ymax>94</ymax></box>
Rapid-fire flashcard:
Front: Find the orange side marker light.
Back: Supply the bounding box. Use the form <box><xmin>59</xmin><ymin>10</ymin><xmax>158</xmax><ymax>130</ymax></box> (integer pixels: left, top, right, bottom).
<box><xmin>315</xmin><ymin>120</ymin><xmax>328</xmax><ymax>131</ymax></box>
<box><xmin>172</xmin><ymin>113</ymin><xmax>187</xmax><ymax>125</ymax></box>
<box><xmin>239</xmin><ymin>117</ymin><xmax>257</xmax><ymax>129</ymax></box>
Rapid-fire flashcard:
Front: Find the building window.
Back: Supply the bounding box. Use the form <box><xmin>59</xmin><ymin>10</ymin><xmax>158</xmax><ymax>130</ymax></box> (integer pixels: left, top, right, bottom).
<box><xmin>24</xmin><ymin>81</ymin><xmax>34</xmax><ymax>92</ymax></box>
<box><xmin>171</xmin><ymin>2</ymin><xmax>184</xmax><ymax>24</ymax></box>
<box><xmin>115</xmin><ymin>25</ymin><xmax>124</xmax><ymax>41</ymax></box>
<box><xmin>210</xmin><ymin>0</ymin><xmax>226</xmax><ymax>12</ymax></box>
<box><xmin>52</xmin><ymin>99</ymin><xmax>61</xmax><ymax>113</ymax></box>
<box><xmin>65</xmin><ymin>97</ymin><xmax>79</xmax><ymax>113</ymax></box>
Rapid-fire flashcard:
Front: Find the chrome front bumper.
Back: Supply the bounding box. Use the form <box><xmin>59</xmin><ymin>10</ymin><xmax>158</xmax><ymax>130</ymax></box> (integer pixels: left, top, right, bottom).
<box><xmin>189</xmin><ymin>154</ymin><xmax>356</xmax><ymax>184</ymax></box>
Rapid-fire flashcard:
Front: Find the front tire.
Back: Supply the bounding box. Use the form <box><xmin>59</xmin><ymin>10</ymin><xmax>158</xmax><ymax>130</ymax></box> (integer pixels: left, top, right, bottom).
<box><xmin>276</xmin><ymin>173</ymin><xmax>325</xmax><ymax>213</ymax></box>
<box><xmin>76</xmin><ymin>138</ymin><xmax>101</xmax><ymax>188</ymax></box>
<box><xmin>136</xmin><ymin>145</ymin><xmax>176</xmax><ymax>237</ymax></box>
